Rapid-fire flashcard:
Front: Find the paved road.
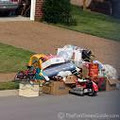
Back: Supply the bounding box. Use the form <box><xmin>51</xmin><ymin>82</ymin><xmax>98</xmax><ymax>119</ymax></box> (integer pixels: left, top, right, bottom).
<box><xmin>0</xmin><ymin>91</ymin><xmax>120</xmax><ymax>120</ymax></box>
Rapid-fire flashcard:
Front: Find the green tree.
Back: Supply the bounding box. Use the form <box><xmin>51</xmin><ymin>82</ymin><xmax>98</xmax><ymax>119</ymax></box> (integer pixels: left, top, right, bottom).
<box><xmin>42</xmin><ymin>0</ymin><xmax>76</xmax><ymax>25</ymax></box>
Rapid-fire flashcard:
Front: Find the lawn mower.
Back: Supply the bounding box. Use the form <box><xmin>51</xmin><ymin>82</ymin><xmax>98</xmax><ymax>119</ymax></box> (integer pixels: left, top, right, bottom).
<box><xmin>69</xmin><ymin>79</ymin><xmax>98</xmax><ymax>96</ymax></box>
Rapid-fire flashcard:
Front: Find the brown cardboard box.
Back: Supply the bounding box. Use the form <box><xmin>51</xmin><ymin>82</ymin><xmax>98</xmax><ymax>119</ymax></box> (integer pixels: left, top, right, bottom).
<box><xmin>43</xmin><ymin>81</ymin><xmax>71</xmax><ymax>95</ymax></box>
<box><xmin>19</xmin><ymin>83</ymin><xmax>40</xmax><ymax>97</ymax></box>
<box><xmin>82</xmin><ymin>65</ymin><xmax>89</xmax><ymax>78</ymax></box>
<box><xmin>42</xmin><ymin>84</ymin><xmax>51</xmax><ymax>94</ymax></box>
<box><xmin>64</xmin><ymin>75</ymin><xmax>77</xmax><ymax>84</ymax></box>
<box><xmin>106</xmin><ymin>79</ymin><xmax>119</xmax><ymax>91</ymax></box>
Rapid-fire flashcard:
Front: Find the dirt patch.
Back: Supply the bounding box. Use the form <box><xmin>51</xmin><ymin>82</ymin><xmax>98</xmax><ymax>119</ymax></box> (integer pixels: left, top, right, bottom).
<box><xmin>0</xmin><ymin>21</ymin><xmax>120</xmax><ymax>80</ymax></box>
<box><xmin>0</xmin><ymin>73</ymin><xmax>16</xmax><ymax>82</ymax></box>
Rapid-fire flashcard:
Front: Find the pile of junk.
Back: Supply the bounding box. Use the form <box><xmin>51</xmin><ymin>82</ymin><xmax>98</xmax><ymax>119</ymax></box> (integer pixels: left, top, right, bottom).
<box><xmin>14</xmin><ymin>45</ymin><xmax>120</xmax><ymax>97</ymax></box>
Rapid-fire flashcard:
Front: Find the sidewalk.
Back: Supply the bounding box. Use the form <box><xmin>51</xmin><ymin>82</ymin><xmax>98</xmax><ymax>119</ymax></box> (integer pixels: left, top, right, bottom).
<box><xmin>0</xmin><ymin>16</ymin><xmax>30</xmax><ymax>22</ymax></box>
<box><xmin>0</xmin><ymin>90</ymin><xmax>18</xmax><ymax>97</ymax></box>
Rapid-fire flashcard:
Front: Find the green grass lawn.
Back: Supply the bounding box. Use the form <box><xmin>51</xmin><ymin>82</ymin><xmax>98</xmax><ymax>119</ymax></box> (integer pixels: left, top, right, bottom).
<box><xmin>0</xmin><ymin>81</ymin><xmax>19</xmax><ymax>90</ymax></box>
<box><xmin>0</xmin><ymin>43</ymin><xmax>34</xmax><ymax>73</ymax></box>
<box><xmin>56</xmin><ymin>5</ymin><xmax>120</xmax><ymax>41</ymax></box>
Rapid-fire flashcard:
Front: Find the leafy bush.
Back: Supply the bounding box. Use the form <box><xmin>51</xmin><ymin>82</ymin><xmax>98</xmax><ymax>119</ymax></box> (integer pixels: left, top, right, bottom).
<box><xmin>42</xmin><ymin>0</ymin><xmax>76</xmax><ymax>25</ymax></box>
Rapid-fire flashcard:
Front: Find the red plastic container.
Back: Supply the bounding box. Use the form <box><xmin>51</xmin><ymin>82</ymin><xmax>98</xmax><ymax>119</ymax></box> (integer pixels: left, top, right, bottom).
<box><xmin>89</xmin><ymin>63</ymin><xmax>99</xmax><ymax>78</ymax></box>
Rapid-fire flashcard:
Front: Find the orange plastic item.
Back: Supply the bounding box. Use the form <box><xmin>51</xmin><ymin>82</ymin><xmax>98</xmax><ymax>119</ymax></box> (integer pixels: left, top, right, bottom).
<box><xmin>89</xmin><ymin>63</ymin><xmax>99</xmax><ymax>78</ymax></box>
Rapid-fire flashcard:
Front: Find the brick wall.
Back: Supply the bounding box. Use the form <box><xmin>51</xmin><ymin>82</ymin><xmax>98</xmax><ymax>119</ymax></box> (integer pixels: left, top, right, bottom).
<box><xmin>35</xmin><ymin>0</ymin><xmax>44</xmax><ymax>21</ymax></box>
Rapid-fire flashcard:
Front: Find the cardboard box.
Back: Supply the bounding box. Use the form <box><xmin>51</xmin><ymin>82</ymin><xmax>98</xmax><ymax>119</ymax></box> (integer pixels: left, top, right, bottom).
<box><xmin>106</xmin><ymin>79</ymin><xmax>119</xmax><ymax>91</ymax></box>
<box><xmin>43</xmin><ymin>81</ymin><xmax>70</xmax><ymax>95</ymax></box>
<box><xmin>19</xmin><ymin>83</ymin><xmax>40</xmax><ymax>97</ymax></box>
<box><xmin>64</xmin><ymin>75</ymin><xmax>77</xmax><ymax>84</ymax></box>
<box><xmin>82</xmin><ymin>64</ymin><xmax>89</xmax><ymax>78</ymax></box>
<box><xmin>42</xmin><ymin>84</ymin><xmax>51</xmax><ymax>94</ymax></box>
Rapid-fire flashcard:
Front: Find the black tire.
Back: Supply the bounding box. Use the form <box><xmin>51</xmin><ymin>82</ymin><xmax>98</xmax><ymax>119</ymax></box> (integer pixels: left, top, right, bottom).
<box><xmin>79</xmin><ymin>90</ymin><xmax>84</xmax><ymax>96</ymax></box>
<box><xmin>88</xmin><ymin>91</ymin><xmax>97</xmax><ymax>96</ymax></box>
<box><xmin>69</xmin><ymin>89</ymin><xmax>84</xmax><ymax>96</ymax></box>
<box><xmin>1</xmin><ymin>11</ymin><xmax>10</xmax><ymax>17</ymax></box>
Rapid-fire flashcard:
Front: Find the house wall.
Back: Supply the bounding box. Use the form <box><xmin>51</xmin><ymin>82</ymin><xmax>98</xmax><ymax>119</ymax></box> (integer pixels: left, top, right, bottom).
<box><xmin>35</xmin><ymin>0</ymin><xmax>43</xmax><ymax>21</ymax></box>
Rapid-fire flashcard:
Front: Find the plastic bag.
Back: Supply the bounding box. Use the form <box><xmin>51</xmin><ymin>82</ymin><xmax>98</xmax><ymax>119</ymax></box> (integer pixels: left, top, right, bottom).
<box><xmin>57</xmin><ymin>45</ymin><xmax>93</xmax><ymax>66</ymax></box>
<box><xmin>103</xmin><ymin>64</ymin><xmax>118</xmax><ymax>79</ymax></box>
<box><xmin>57</xmin><ymin>71</ymin><xmax>72</xmax><ymax>77</ymax></box>
<box><xmin>57</xmin><ymin>45</ymin><xmax>83</xmax><ymax>62</ymax></box>
<box><xmin>74</xmin><ymin>50</ymin><xmax>82</xmax><ymax>67</ymax></box>
<box><xmin>93</xmin><ymin>60</ymin><xmax>104</xmax><ymax>70</ymax></box>
<box><xmin>57</xmin><ymin>48</ymin><xmax>74</xmax><ymax>61</ymax></box>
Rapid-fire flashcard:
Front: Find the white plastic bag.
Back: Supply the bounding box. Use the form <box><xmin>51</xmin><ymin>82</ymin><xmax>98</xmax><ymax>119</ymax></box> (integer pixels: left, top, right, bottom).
<box><xmin>103</xmin><ymin>64</ymin><xmax>118</xmax><ymax>79</ymax></box>
<box><xmin>57</xmin><ymin>48</ymin><xmax>74</xmax><ymax>61</ymax></box>
<box><xmin>57</xmin><ymin>71</ymin><xmax>72</xmax><ymax>78</ymax></box>
<box><xmin>74</xmin><ymin>50</ymin><xmax>82</xmax><ymax>67</ymax></box>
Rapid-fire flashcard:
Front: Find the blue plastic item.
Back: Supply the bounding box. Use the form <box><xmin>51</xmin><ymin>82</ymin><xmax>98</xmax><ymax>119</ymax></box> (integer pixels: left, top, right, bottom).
<box><xmin>43</xmin><ymin>62</ymin><xmax>76</xmax><ymax>77</ymax></box>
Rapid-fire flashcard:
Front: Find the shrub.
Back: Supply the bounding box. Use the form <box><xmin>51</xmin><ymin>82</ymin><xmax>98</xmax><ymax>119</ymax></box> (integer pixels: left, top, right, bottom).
<box><xmin>42</xmin><ymin>0</ymin><xmax>76</xmax><ymax>25</ymax></box>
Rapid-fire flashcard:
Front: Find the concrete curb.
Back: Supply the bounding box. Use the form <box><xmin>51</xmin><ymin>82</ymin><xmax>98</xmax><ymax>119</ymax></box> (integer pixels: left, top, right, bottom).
<box><xmin>0</xmin><ymin>16</ymin><xmax>30</xmax><ymax>22</ymax></box>
<box><xmin>0</xmin><ymin>90</ymin><xmax>18</xmax><ymax>97</ymax></box>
